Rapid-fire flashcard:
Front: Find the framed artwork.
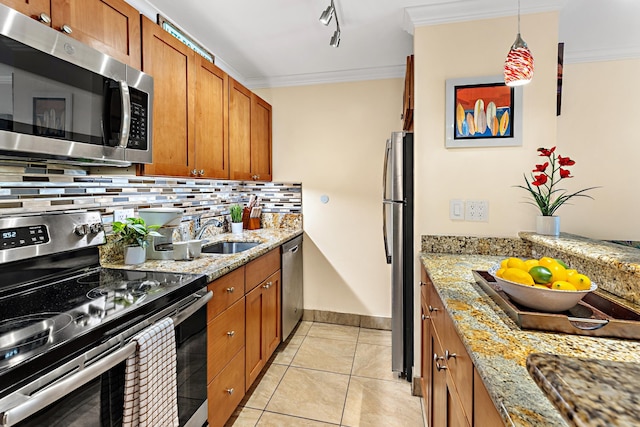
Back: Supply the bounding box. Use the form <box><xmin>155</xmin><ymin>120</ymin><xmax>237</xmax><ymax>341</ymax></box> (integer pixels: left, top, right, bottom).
<box><xmin>33</xmin><ymin>94</ymin><xmax>72</xmax><ymax>137</ymax></box>
<box><xmin>445</xmin><ymin>75</ymin><xmax>522</xmax><ymax>148</ymax></box>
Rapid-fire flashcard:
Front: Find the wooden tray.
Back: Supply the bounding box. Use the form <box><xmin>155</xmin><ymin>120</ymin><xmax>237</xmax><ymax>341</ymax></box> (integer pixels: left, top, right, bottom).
<box><xmin>472</xmin><ymin>270</ymin><xmax>640</xmax><ymax>340</ymax></box>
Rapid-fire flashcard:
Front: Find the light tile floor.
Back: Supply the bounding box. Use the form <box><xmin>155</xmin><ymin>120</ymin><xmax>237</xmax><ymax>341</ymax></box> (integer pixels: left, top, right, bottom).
<box><xmin>225</xmin><ymin>321</ymin><xmax>425</xmax><ymax>427</ymax></box>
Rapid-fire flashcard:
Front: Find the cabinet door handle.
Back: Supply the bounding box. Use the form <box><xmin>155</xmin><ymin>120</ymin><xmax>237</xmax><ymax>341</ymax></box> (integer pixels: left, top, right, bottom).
<box><xmin>38</xmin><ymin>13</ymin><xmax>51</xmax><ymax>24</ymax></box>
<box><xmin>226</xmin><ymin>287</ymin><xmax>235</xmax><ymax>293</ymax></box>
<box><xmin>420</xmin><ymin>281</ymin><xmax>425</xmax><ymax>286</ymax></box>
<box><xmin>252</xmin><ymin>174</ymin><xmax>259</xmax><ymax>180</ymax></box>
<box><xmin>60</xmin><ymin>24</ymin><xmax>73</xmax><ymax>34</ymax></box>
<box><xmin>428</xmin><ymin>305</ymin><xmax>438</xmax><ymax>313</ymax></box>
<box><xmin>199</xmin><ymin>169</ymin><xmax>205</xmax><ymax>176</ymax></box>
<box><xmin>421</xmin><ymin>314</ymin><xmax>429</xmax><ymax>320</ymax></box>
<box><xmin>226</xmin><ymin>388</ymin><xmax>234</xmax><ymax>395</ymax></box>
<box><xmin>445</xmin><ymin>350</ymin><xmax>457</xmax><ymax>360</ymax></box>
<box><xmin>227</xmin><ymin>331</ymin><xmax>235</xmax><ymax>337</ymax></box>
<box><xmin>433</xmin><ymin>353</ymin><xmax>447</xmax><ymax>371</ymax></box>
<box><xmin>262</xmin><ymin>281</ymin><xmax>272</xmax><ymax>289</ymax></box>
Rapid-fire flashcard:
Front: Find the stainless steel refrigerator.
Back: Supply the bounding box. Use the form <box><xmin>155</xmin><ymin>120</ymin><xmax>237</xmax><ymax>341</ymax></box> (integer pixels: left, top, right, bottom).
<box><xmin>383</xmin><ymin>131</ymin><xmax>414</xmax><ymax>380</ymax></box>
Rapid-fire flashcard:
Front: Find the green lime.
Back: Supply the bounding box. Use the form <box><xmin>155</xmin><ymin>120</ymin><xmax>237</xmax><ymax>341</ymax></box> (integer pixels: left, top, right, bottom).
<box><xmin>555</xmin><ymin>259</ymin><xmax>569</xmax><ymax>269</ymax></box>
<box><xmin>529</xmin><ymin>266</ymin><xmax>553</xmax><ymax>284</ymax></box>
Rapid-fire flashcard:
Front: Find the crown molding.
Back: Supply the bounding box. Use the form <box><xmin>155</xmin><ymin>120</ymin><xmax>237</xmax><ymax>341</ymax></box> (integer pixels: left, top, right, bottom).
<box><xmin>564</xmin><ymin>46</ymin><xmax>640</xmax><ymax>64</ymax></box>
<box><xmin>403</xmin><ymin>0</ymin><xmax>565</xmax><ymax>34</ymax></box>
<box><xmin>244</xmin><ymin>65</ymin><xmax>406</xmax><ymax>89</ymax></box>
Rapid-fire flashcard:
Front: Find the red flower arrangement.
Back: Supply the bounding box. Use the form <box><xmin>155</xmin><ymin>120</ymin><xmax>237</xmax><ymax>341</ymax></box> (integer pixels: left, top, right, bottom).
<box><xmin>516</xmin><ymin>147</ymin><xmax>597</xmax><ymax>216</ymax></box>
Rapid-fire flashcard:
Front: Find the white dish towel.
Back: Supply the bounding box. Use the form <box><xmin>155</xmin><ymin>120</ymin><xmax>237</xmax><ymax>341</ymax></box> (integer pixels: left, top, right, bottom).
<box><xmin>122</xmin><ymin>317</ymin><xmax>179</xmax><ymax>427</ymax></box>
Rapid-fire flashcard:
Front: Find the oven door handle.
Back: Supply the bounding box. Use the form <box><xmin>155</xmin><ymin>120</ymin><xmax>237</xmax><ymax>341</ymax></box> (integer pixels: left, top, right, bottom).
<box><xmin>172</xmin><ymin>290</ymin><xmax>213</xmax><ymax>326</ymax></box>
<box><xmin>1</xmin><ymin>341</ymin><xmax>137</xmax><ymax>427</ymax></box>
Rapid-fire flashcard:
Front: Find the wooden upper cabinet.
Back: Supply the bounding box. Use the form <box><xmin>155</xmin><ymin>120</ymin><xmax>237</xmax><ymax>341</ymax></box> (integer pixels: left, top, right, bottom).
<box><xmin>195</xmin><ymin>57</ymin><xmax>229</xmax><ymax>179</ymax></box>
<box><xmin>1</xmin><ymin>0</ymin><xmax>50</xmax><ymax>20</ymax></box>
<box><xmin>51</xmin><ymin>0</ymin><xmax>141</xmax><ymax>69</ymax></box>
<box><xmin>141</xmin><ymin>16</ymin><xmax>196</xmax><ymax>177</ymax></box>
<box><xmin>228</xmin><ymin>78</ymin><xmax>252</xmax><ymax>181</ymax></box>
<box><xmin>1</xmin><ymin>0</ymin><xmax>141</xmax><ymax>69</ymax></box>
<box><xmin>251</xmin><ymin>94</ymin><xmax>272</xmax><ymax>181</ymax></box>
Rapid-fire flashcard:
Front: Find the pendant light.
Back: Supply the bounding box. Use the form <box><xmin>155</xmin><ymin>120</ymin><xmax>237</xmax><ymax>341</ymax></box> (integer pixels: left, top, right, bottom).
<box><xmin>504</xmin><ymin>0</ymin><xmax>533</xmax><ymax>86</ymax></box>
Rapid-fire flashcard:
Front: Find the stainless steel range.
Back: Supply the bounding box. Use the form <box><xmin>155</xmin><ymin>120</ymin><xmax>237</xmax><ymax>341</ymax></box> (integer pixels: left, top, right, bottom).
<box><xmin>0</xmin><ymin>212</ymin><xmax>210</xmax><ymax>426</ymax></box>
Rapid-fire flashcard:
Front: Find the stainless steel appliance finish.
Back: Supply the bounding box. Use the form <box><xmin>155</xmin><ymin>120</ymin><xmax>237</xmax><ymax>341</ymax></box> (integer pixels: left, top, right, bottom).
<box><xmin>281</xmin><ymin>235</ymin><xmax>303</xmax><ymax>341</ymax></box>
<box><xmin>382</xmin><ymin>131</ymin><xmax>413</xmax><ymax>380</ymax></box>
<box><xmin>0</xmin><ymin>4</ymin><xmax>153</xmax><ymax>166</ymax></box>
<box><xmin>0</xmin><ymin>211</ymin><xmax>208</xmax><ymax>426</ymax></box>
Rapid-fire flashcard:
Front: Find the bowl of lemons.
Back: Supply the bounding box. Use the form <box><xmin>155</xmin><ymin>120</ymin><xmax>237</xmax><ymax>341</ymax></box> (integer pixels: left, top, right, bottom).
<box><xmin>488</xmin><ymin>257</ymin><xmax>597</xmax><ymax>312</ymax></box>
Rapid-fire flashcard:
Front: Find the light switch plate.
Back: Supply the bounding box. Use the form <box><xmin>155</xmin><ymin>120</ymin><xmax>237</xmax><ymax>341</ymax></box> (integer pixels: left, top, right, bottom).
<box><xmin>449</xmin><ymin>199</ymin><xmax>465</xmax><ymax>221</ymax></box>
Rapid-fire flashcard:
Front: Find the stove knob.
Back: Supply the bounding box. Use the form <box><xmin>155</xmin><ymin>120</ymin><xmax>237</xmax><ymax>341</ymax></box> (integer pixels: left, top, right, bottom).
<box><xmin>89</xmin><ymin>223</ymin><xmax>103</xmax><ymax>233</ymax></box>
<box><xmin>74</xmin><ymin>224</ymin><xmax>88</xmax><ymax>236</ymax></box>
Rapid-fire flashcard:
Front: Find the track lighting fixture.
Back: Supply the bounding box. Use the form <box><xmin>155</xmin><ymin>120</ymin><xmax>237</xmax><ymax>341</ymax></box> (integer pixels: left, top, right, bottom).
<box><xmin>319</xmin><ymin>3</ymin><xmax>334</xmax><ymax>26</ymax></box>
<box><xmin>504</xmin><ymin>0</ymin><xmax>534</xmax><ymax>86</ymax></box>
<box><xmin>319</xmin><ymin>0</ymin><xmax>341</xmax><ymax>48</ymax></box>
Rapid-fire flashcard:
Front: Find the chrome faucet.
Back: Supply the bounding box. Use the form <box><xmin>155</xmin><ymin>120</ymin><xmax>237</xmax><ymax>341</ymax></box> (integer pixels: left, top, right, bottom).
<box><xmin>194</xmin><ymin>217</ymin><xmax>226</xmax><ymax>240</ymax></box>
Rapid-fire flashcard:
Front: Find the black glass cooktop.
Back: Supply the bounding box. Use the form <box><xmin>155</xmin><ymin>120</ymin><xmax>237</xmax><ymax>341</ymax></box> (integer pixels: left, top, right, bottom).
<box><xmin>0</xmin><ymin>266</ymin><xmax>207</xmax><ymax>397</ymax></box>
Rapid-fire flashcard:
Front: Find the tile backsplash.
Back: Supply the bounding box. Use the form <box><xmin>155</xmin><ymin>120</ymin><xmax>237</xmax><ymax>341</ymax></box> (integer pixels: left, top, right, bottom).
<box><xmin>0</xmin><ymin>161</ymin><xmax>302</xmax><ymax>226</ymax></box>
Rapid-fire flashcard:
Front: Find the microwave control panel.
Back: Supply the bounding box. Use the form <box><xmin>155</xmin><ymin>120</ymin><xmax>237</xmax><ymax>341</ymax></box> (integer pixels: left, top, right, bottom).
<box><xmin>128</xmin><ymin>88</ymin><xmax>148</xmax><ymax>150</ymax></box>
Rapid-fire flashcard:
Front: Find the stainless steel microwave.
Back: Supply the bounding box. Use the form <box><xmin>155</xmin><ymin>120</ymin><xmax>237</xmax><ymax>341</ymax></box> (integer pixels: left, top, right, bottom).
<box><xmin>0</xmin><ymin>4</ymin><xmax>153</xmax><ymax>167</ymax></box>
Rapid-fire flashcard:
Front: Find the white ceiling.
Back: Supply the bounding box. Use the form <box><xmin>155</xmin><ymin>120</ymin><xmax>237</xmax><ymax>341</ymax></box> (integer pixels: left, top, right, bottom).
<box><xmin>129</xmin><ymin>0</ymin><xmax>640</xmax><ymax>89</ymax></box>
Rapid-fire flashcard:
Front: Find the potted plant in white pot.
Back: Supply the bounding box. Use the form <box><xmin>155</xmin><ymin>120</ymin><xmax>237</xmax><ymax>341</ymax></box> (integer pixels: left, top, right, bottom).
<box><xmin>230</xmin><ymin>204</ymin><xmax>243</xmax><ymax>234</ymax></box>
<box><xmin>112</xmin><ymin>217</ymin><xmax>162</xmax><ymax>264</ymax></box>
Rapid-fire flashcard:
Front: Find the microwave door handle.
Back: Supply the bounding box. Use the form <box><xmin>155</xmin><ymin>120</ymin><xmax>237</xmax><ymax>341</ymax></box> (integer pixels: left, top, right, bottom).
<box><xmin>118</xmin><ymin>80</ymin><xmax>131</xmax><ymax>149</ymax></box>
<box><xmin>2</xmin><ymin>341</ymin><xmax>137</xmax><ymax>426</ymax></box>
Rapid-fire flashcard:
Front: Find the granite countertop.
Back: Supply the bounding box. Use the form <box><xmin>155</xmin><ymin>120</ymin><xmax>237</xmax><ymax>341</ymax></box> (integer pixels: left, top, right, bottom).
<box><xmin>102</xmin><ymin>228</ymin><xmax>302</xmax><ymax>282</ymax></box>
<box><xmin>420</xmin><ymin>253</ymin><xmax>640</xmax><ymax>427</ymax></box>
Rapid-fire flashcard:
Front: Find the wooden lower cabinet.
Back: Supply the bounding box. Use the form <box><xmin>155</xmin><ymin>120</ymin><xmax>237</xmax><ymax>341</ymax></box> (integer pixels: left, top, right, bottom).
<box><xmin>421</xmin><ymin>266</ymin><xmax>504</xmax><ymax>427</ymax></box>
<box><xmin>207</xmin><ymin>250</ymin><xmax>282</xmax><ymax>426</ymax></box>
<box><xmin>207</xmin><ymin>348</ymin><xmax>245</xmax><ymax>427</ymax></box>
<box><xmin>245</xmin><ymin>270</ymin><xmax>281</xmax><ymax>389</ymax></box>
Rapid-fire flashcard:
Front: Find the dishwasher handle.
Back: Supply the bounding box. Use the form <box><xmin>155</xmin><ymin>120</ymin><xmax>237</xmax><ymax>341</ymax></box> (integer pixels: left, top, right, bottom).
<box><xmin>287</xmin><ymin>245</ymin><xmax>299</xmax><ymax>254</ymax></box>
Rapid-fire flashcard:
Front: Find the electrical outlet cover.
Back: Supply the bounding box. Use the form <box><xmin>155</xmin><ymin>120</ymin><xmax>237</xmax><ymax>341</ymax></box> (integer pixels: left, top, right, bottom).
<box><xmin>465</xmin><ymin>200</ymin><xmax>488</xmax><ymax>222</ymax></box>
<box><xmin>114</xmin><ymin>209</ymin><xmax>134</xmax><ymax>222</ymax></box>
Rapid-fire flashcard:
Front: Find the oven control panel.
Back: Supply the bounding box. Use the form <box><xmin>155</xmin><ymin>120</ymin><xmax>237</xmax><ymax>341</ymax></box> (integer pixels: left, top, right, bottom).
<box><xmin>0</xmin><ymin>225</ymin><xmax>49</xmax><ymax>250</ymax></box>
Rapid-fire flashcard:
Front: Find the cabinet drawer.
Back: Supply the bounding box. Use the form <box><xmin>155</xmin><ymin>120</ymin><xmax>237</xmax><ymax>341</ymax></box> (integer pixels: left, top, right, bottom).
<box><xmin>421</xmin><ymin>267</ymin><xmax>431</xmax><ymax>306</ymax></box>
<box><xmin>208</xmin><ymin>267</ymin><xmax>245</xmax><ymax>320</ymax></box>
<box><xmin>443</xmin><ymin>309</ymin><xmax>473</xmax><ymax>421</ymax></box>
<box><xmin>207</xmin><ymin>298</ymin><xmax>245</xmax><ymax>381</ymax></box>
<box><xmin>427</xmin><ymin>283</ymin><xmax>446</xmax><ymax>334</ymax></box>
<box><xmin>207</xmin><ymin>348</ymin><xmax>245</xmax><ymax>427</ymax></box>
<box><xmin>245</xmin><ymin>248</ymin><xmax>280</xmax><ymax>292</ymax></box>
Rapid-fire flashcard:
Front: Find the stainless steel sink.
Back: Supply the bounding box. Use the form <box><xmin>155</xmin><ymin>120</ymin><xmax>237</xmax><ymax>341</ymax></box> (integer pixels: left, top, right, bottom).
<box><xmin>202</xmin><ymin>241</ymin><xmax>260</xmax><ymax>254</ymax></box>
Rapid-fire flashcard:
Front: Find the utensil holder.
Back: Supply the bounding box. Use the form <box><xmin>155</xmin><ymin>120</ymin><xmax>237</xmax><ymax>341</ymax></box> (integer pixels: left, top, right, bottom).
<box><xmin>242</xmin><ymin>207</ymin><xmax>261</xmax><ymax>230</ymax></box>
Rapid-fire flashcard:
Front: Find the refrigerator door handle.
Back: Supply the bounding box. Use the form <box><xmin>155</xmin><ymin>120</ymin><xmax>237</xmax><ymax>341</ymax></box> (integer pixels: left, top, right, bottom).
<box><xmin>383</xmin><ymin>201</ymin><xmax>391</xmax><ymax>264</ymax></box>
<box><xmin>382</xmin><ymin>139</ymin><xmax>391</xmax><ymax>200</ymax></box>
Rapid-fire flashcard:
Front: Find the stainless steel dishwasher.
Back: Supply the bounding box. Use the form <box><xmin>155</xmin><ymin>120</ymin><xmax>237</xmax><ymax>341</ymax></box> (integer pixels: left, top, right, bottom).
<box><xmin>281</xmin><ymin>235</ymin><xmax>303</xmax><ymax>340</ymax></box>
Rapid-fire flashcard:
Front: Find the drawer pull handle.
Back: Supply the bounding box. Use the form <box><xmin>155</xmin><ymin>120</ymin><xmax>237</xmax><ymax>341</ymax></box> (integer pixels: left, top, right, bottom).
<box><xmin>227</xmin><ymin>331</ymin><xmax>235</xmax><ymax>337</ymax></box>
<box><xmin>226</xmin><ymin>388</ymin><xmax>234</xmax><ymax>395</ymax></box>
<box><xmin>445</xmin><ymin>350</ymin><xmax>457</xmax><ymax>360</ymax></box>
<box><xmin>428</xmin><ymin>305</ymin><xmax>438</xmax><ymax>313</ymax></box>
<box><xmin>433</xmin><ymin>353</ymin><xmax>447</xmax><ymax>371</ymax></box>
<box><xmin>226</xmin><ymin>287</ymin><xmax>235</xmax><ymax>293</ymax></box>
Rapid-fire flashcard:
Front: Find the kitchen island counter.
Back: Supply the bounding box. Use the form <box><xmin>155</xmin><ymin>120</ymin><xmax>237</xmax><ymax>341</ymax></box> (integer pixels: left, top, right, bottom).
<box><xmin>102</xmin><ymin>228</ymin><xmax>302</xmax><ymax>281</ymax></box>
<box><xmin>421</xmin><ymin>252</ymin><xmax>640</xmax><ymax>427</ymax></box>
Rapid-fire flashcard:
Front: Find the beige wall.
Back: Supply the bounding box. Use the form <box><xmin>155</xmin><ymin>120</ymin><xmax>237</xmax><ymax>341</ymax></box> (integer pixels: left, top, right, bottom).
<box><xmin>414</xmin><ymin>12</ymin><xmax>559</xmax><ymax>242</ymax></box>
<box><xmin>556</xmin><ymin>58</ymin><xmax>640</xmax><ymax>240</ymax></box>
<box><xmin>256</xmin><ymin>80</ymin><xmax>404</xmax><ymax>318</ymax></box>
